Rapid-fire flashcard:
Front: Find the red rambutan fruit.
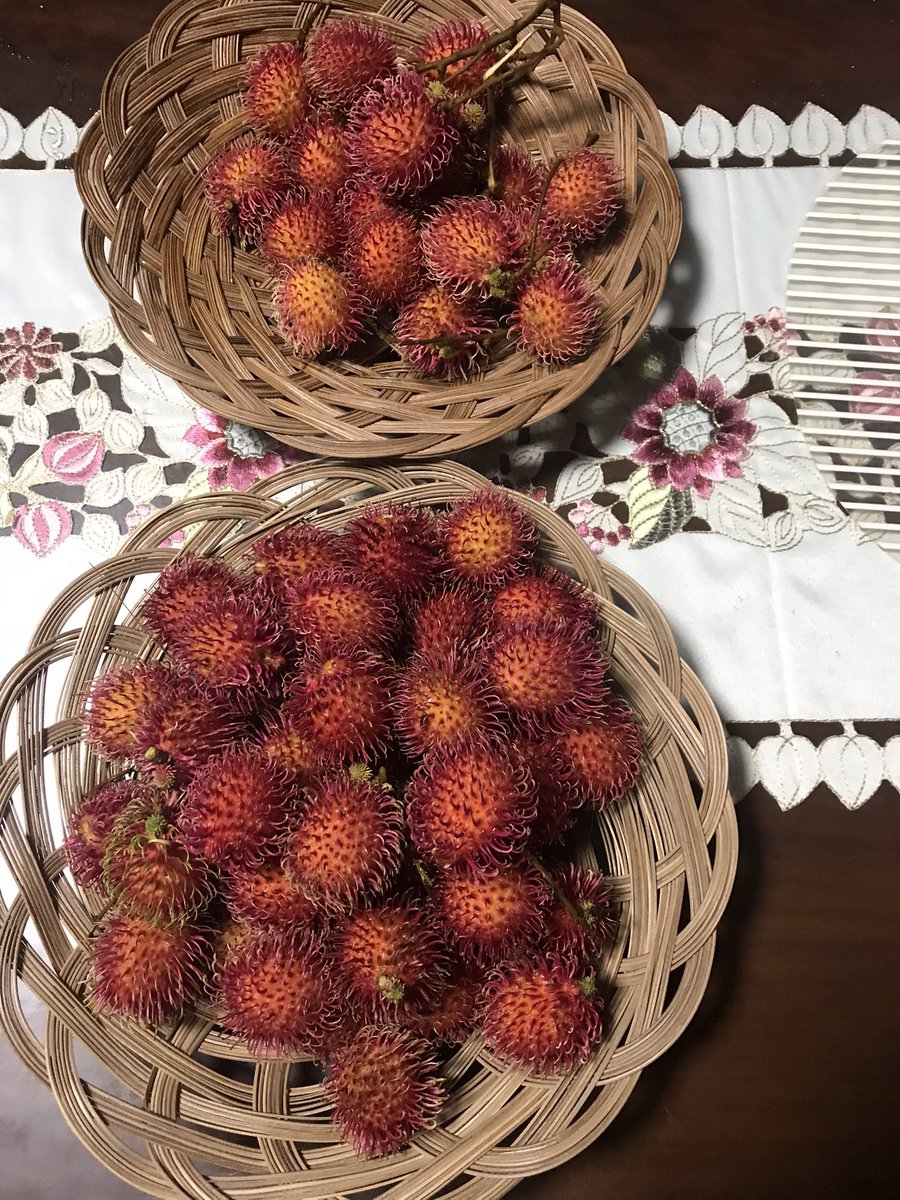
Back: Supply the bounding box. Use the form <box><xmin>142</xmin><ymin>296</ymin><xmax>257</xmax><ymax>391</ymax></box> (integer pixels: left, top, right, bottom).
<box><xmin>217</xmin><ymin>929</ymin><xmax>337</xmax><ymax>1055</ymax></box>
<box><xmin>274</xmin><ymin>257</ymin><xmax>366</xmax><ymax>358</ymax></box>
<box><xmin>514</xmin><ymin>736</ymin><xmax>584</xmax><ymax>845</ymax></box>
<box><xmin>325</xmin><ymin>1025</ymin><xmax>443</xmax><ymax>1158</ymax></box>
<box><xmin>340</xmin><ymin>180</ymin><xmax>396</xmax><ymax>233</ymax></box>
<box><xmin>286</xmin><ymin>648</ymin><xmax>393</xmax><ymax>764</ymax></box>
<box><xmin>245</xmin><ymin>42</ymin><xmax>311</xmax><ymax>139</ymax></box>
<box><xmin>344</xmin><ymin>211</ymin><xmax>423</xmax><ymax>308</ymax></box>
<box><xmin>436</xmin><ymin>861</ymin><xmax>550</xmax><ymax>964</ymax></box>
<box><xmin>493</xmin><ymin>144</ymin><xmax>542</xmax><ymax>211</ymax></box>
<box><xmin>417</xmin><ymin>20</ymin><xmax>496</xmax><ymax>95</ymax></box>
<box><xmin>484</xmin><ymin>619</ymin><xmax>609</xmax><ymax>732</ymax></box>
<box><xmin>344</xmin><ymin>503</ymin><xmax>441</xmax><ymax>601</ymax></box>
<box><xmin>334</xmin><ymin>898</ymin><xmax>448</xmax><ymax>1020</ymax></box>
<box><xmin>259</xmin><ymin>712</ymin><xmax>325</xmax><ymax>784</ymax></box>
<box><xmin>553</xmin><ymin>700</ymin><xmax>643</xmax><ymax>807</ymax></box>
<box><xmin>347</xmin><ymin>70</ymin><xmax>459</xmax><ymax>197</ymax></box>
<box><xmin>260</xmin><ymin>191</ymin><xmax>344</xmax><ymax>268</ymax></box>
<box><xmin>306</xmin><ymin>19</ymin><xmax>398</xmax><ymax>108</ymax></box>
<box><xmin>64</xmin><ymin>780</ymin><xmax>145</xmax><ymax>889</ymax></box>
<box><xmin>442</xmin><ymin>488</ymin><xmax>536</xmax><ymax>587</ymax></box>
<box><xmin>285</xmin><ymin>566</ymin><xmax>398</xmax><ymax>652</ymax></box>
<box><xmin>224</xmin><ymin>857</ymin><xmax>316</xmax><ymax>929</ymax></box>
<box><xmin>511</xmin><ymin>257</ymin><xmax>600</xmax><ymax>364</ymax></box>
<box><xmin>395</xmin><ymin>284</ymin><xmax>494</xmax><ymax>378</ymax></box>
<box><xmin>166</xmin><ymin>588</ymin><xmax>283</xmax><ymax>689</ymax></box>
<box><xmin>292</xmin><ymin>117</ymin><xmax>352</xmax><ymax>194</ymax></box>
<box><xmin>542</xmin><ymin>863</ymin><xmax>617</xmax><ymax>965</ymax></box>
<box><xmin>251</xmin><ymin>523</ymin><xmax>347</xmax><ymax>591</ymax></box>
<box><xmin>141</xmin><ymin>555</ymin><xmax>239</xmax><ymax>642</ymax></box>
<box><xmin>285</xmin><ymin>774</ymin><xmax>403</xmax><ymax>909</ymax></box>
<box><xmin>204</xmin><ymin>135</ymin><xmax>290</xmax><ymax>238</ymax></box>
<box><xmin>491</xmin><ymin>567</ymin><xmax>596</xmax><ymax>630</ymax></box>
<box><xmin>542</xmin><ymin>148</ymin><xmax>621</xmax><ymax>243</ymax></box>
<box><xmin>422</xmin><ymin>197</ymin><xmax>524</xmax><ymax>299</ymax></box>
<box><xmin>82</xmin><ymin>662</ymin><xmax>174</xmax><ymax>759</ymax></box>
<box><xmin>179</xmin><ymin>747</ymin><xmax>294</xmax><ymax>868</ymax></box>
<box><xmin>133</xmin><ymin>683</ymin><xmax>248</xmax><ymax>786</ymax></box>
<box><xmin>406</xmin><ymin>744</ymin><xmax>536</xmax><ymax>870</ymax></box>
<box><xmin>482</xmin><ymin>957</ymin><xmax>603</xmax><ymax>1074</ymax></box>
<box><xmin>395</xmin><ymin>649</ymin><xmax>502</xmax><ymax>756</ymax></box>
<box><xmin>406</xmin><ymin>965</ymin><xmax>484</xmax><ymax>1043</ymax></box>
<box><xmin>92</xmin><ymin>914</ymin><xmax>208</xmax><ymax>1024</ymax></box>
<box><xmin>410</xmin><ymin>584</ymin><xmax>487</xmax><ymax>658</ymax></box>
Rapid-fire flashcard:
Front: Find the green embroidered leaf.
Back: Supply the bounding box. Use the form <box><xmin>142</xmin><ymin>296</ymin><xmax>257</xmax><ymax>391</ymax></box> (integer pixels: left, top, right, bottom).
<box><xmin>626</xmin><ymin>466</ymin><xmax>694</xmax><ymax>548</ymax></box>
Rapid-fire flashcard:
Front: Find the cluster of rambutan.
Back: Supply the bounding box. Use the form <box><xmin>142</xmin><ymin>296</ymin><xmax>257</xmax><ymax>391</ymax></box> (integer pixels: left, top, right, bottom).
<box><xmin>203</xmin><ymin>16</ymin><xmax>621</xmax><ymax>373</ymax></box>
<box><xmin>67</xmin><ymin>488</ymin><xmax>642</xmax><ymax>1159</ymax></box>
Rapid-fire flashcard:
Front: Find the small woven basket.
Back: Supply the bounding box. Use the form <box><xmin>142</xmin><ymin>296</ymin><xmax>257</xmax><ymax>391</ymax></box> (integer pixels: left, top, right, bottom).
<box><xmin>0</xmin><ymin>462</ymin><xmax>735</xmax><ymax>1200</ymax></box>
<box><xmin>76</xmin><ymin>0</ymin><xmax>681</xmax><ymax>460</ymax></box>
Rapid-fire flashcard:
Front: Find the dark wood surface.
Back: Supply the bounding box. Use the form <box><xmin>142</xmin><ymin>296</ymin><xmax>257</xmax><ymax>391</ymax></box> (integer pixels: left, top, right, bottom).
<box><xmin>1</xmin><ymin>2</ymin><xmax>900</xmax><ymax>1197</ymax></box>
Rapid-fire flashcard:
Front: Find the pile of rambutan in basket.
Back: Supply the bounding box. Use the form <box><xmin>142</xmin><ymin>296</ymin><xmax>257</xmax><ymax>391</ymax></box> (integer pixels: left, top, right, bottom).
<box><xmin>67</xmin><ymin>489</ymin><xmax>643</xmax><ymax>1159</ymax></box>
<box><xmin>203</xmin><ymin>4</ymin><xmax>621</xmax><ymax>373</ymax></box>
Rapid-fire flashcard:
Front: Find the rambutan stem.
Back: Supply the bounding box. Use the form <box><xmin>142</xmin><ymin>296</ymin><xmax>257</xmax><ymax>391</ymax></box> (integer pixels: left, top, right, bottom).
<box><xmin>486</xmin><ymin>87</ymin><xmax>500</xmax><ymax>197</ymax></box>
<box><xmin>519</xmin><ymin>128</ymin><xmax>601</xmax><ymax>277</ymax></box>
<box><xmin>414</xmin><ymin>0</ymin><xmax>558</xmax><ymax>78</ymax></box>
<box><xmin>527</xmin><ymin>853</ymin><xmax>590</xmax><ymax>930</ymax></box>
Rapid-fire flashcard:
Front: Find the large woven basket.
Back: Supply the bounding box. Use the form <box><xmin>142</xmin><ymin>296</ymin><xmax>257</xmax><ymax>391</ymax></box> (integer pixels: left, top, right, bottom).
<box><xmin>0</xmin><ymin>463</ymin><xmax>735</xmax><ymax>1199</ymax></box>
<box><xmin>76</xmin><ymin>0</ymin><xmax>681</xmax><ymax>460</ymax></box>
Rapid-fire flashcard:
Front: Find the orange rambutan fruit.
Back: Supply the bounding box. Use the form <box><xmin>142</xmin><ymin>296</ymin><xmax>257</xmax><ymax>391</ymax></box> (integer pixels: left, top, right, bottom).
<box><xmin>133</xmin><ymin>682</ymin><xmax>248</xmax><ymax>786</ymax></box>
<box><xmin>344</xmin><ymin>211</ymin><xmax>422</xmax><ymax>308</ymax></box>
<box><xmin>406</xmin><ymin>965</ymin><xmax>484</xmax><ymax>1044</ymax></box>
<box><xmin>395</xmin><ymin>284</ymin><xmax>494</xmax><ymax>378</ymax></box>
<box><xmin>417</xmin><ymin>19</ymin><xmax>496</xmax><ymax>95</ymax></box>
<box><xmin>482</xmin><ymin>957</ymin><xmax>603</xmax><ymax>1074</ymax></box>
<box><xmin>435</xmin><ymin>861</ymin><xmax>550</xmax><ymax>964</ymax></box>
<box><xmin>442</xmin><ymin>488</ymin><xmax>536</xmax><ymax>587</ymax></box>
<box><xmin>493</xmin><ymin>144</ymin><xmax>542</xmax><ymax>211</ymax></box>
<box><xmin>324</xmin><ymin>1025</ymin><xmax>443</xmax><ymax>1159</ymax></box>
<box><xmin>306</xmin><ymin>18</ymin><xmax>398</xmax><ymax>108</ymax></box>
<box><xmin>410</xmin><ymin>584</ymin><xmax>487</xmax><ymax>658</ymax></box>
<box><xmin>274</xmin><ymin>257</ymin><xmax>366</xmax><ymax>358</ymax></box>
<box><xmin>553</xmin><ymin>699</ymin><xmax>643</xmax><ymax>807</ymax></box>
<box><xmin>259</xmin><ymin>191</ymin><xmax>344</xmax><ymax>268</ymax></box>
<box><xmin>204</xmin><ymin>135</ymin><xmax>290</xmax><ymax>238</ymax></box>
<box><xmin>491</xmin><ymin>567</ymin><xmax>596</xmax><ymax>630</ymax></box>
<box><xmin>64</xmin><ymin>780</ymin><xmax>145</xmax><ymax>889</ymax></box>
<box><xmin>484</xmin><ymin>618</ymin><xmax>609</xmax><ymax>732</ymax></box>
<box><xmin>347</xmin><ymin>70</ymin><xmax>459</xmax><ymax>196</ymax></box>
<box><xmin>406</xmin><ymin>744</ymin><xmax>536</xmax><ymax>870</ymax></box>
<box><xmin>217</xmin><ymin>929</ymin><xmax>338</xmax><ymax>1055</ymax></box>
<box><xmin>251</xmin><ymin>522</ymin><xmax>347</xmax><ymax>591</ymax></box>
<box><xmin>179</xmin><ymin>747</ymin><xmax>294</xmax><ymax>868</ymax></box>
<box><xmin>344</xmin><ymin>503</ymin><xmax>441</xmax><ymax>601</ymax></box>
<box><xmin>511</xmin><ymin>256</ymin><xmax>600</xmax><ymax>364</ymax></box>
<box><xmin>394</xmin><ymin>649</ymin><xmax>502</xmax><ymax>756</ymax></box>
<box><xmin>285</xmin><ymin>566</ymin><xmax>398</xmax><ymax>652</ymax></box>
<box><xmin>291</xmin><ymin>117</ymin><xmax>351</xmax><ymax>193</ymax></box>
<box><xmin>258</xmin><ymin>712</ymin><xmax>325</xmax><ymax>784</ymax></box>
<box><xmin>542</xmin><ymin>863</ymin><xmax>617</xmax><ymax>965</ymax></box>
<box><xmin>165</xmin><ymin>588</ymin><xmax>284</xmax><ymax>689</ymax></box>
<box><xmin>224</xmin><ymin>857</ymin><xmax>316</xmax><ymax>929</ymax></box>
<box><xmin>284</xmin><ymin>774</ymin><xmax>404</xmax><ymax>909</ymax></box>
<box><xmin>286</xmin><ymin>647</ymin><xmax>393</xmax><ymax>764</ymax></box>
<box><xmin>245</xmin><ymin>42</ymin><xmax>311</xmax><ymax>139</ymax></box>
<box><xmin>422</xmin><ymin>197</ymin><xmax>524</xmax><ymax>298</ymax></box>
<box><xmin>92</xmin><ymin>913</ymin><xmax>209</xmax><ymax>1024</ymax></box>
<box><xmin>140</xmin><ymin>555</ymin><xmax>239</xmax><ymax>642</ymax></box>
<box><xmin>340</xmin><ymin>180</ymin><xmax>396</xmax><ymax>233</ymax></box>
<box><xmin>514</xmin><ymin>735</ymin><xmax>584</xmax><ymax>845</ymax></box>
<box><xmin>82</xmin><ymin>662</ymin><xmax>174</xmax><ymax>759</ymax></box>
<box><xmin>542</xmin><ymin>148</ymin><xmax>621</xmax><ymax>243</ymax></box>
<box><xmin>334</xmin><ymin>898</ymin><xmax>448</xmax><ymax>1020</ymax></box>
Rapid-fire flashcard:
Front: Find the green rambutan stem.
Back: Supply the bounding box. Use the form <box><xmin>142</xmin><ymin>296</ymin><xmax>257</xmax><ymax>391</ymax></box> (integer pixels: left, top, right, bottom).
<box><xmin>579</xmin><ymin>975</ymin><xmax>598</xmax><ymax>999</ymax></box>
<box><xmin>378</xmin><ymin>974</ymin><xmax>406</xmax><ymax>1003</ymax></box>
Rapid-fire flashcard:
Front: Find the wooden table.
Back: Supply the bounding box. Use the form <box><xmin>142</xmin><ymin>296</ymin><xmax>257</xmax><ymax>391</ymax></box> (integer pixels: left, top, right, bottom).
<box><xmin>1</xmin><ymin>3</ymin><xmax>899</xmax><ymax>1197</ymax></box>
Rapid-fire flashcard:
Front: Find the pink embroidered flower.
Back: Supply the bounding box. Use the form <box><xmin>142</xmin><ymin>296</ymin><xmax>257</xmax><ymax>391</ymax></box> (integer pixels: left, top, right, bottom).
<box><xmin>0</xmin><ymin>323</ymin><xmax>62</xmax><ymax>381</ymax></box>
<box><xmin>849</xmin><ymin>371</ymin><xmax>900</xmax><ymax>419</ymax></box>
<box><xmin>865</xmin><ymin>307</ymin><xmax>900</xmax><ymax>352</ymax></box>
<box><xmin>125</xmin><ymin>504</ymin><xmax>154</xmax><ymax>530</ymax></box>
<box><xmin>744</xmin><ymin>307</ymin><xmax>790</xmax><ymax>356</ymax></box>
<box><xmin>184</xmin><ymin>409</ymin><xmax>294</xmax><ymax>491</ymax></box>
<box><xmin>623</xmin><ymin>368</ymin><xmax>757</xmax><ymax>500</ymax></box>
<box><xmin>42</xmin><ymin>432</ymin><xmax>104</xmax><ymax>483</ymax></box>
<box><xmin>12</xmin><ymin>501</ymin><xmax>72</xmax><ymax>557</ymax></box>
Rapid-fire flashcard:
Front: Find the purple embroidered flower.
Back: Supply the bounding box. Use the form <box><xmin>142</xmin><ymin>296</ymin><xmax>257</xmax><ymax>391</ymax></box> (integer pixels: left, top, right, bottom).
<box><xmin>184</xmin><ymin>409</ymin><xmax>294</xmax><ymax>491</ymax></box>
<box><xmin>12</xmin><ymin>501</ymin><xmax>72</xmax><ymax>557</ymax></box>
<box><xmin>623</xmin><ymin>368</ymin><xmax>756</xmax><ymax>500</ymax></box>
<box><xmin>865</xmin><ymin>307</ymin><xmax>900</xmax><ymax>352</ymax></box>
<box><xmin>0</xmin><ymin>323</ymin><xmax>62</xmax><ymax>381</ymax></box>
<box><xmin>42</xmin><ymin>432</ymin><xmax>104</xmax><ymax>484</ymax></box>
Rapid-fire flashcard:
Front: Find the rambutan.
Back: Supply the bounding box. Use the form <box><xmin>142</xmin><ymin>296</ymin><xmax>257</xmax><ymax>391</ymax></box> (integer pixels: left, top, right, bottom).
<box><xmin>217</xmin><ymin>929</ymin><xmax>337</xmax><ymax>1055</ymax></box>
<box><xmin>482</xmin><ymin>957</ymin><xmax>603</xmax><ymax>1074</ymax></box>
<box><xmin>491</xmin><ymin>567</ymin><xmax>596</xmax><ymax>630</ymax></box>
<box><xmin>553</xmin><ymin>701</ymin><xmax>643</xmax><ymax>807</ymax></box>
<box><xmin>166</xmin><ymin>588</ymin><xmax>283</xmax><ymax>689</ymax></box>
<box><xmin>542</xmin><ymin>863</ymin><xmax>617</xmax><ymax>965</ymax></box>
<box><xmin>82</xmin><ymin>662</ymin><xmax>174</xmax><ymax>759</ymax></box>
<box><xmin>179</xmin><ymin>747</ymin><xmax>294</xmax><ymax>868</ymax></box>
<box><xmin>436</xmin><ymin>862</ymin><xmax>550</xmax><ymax>964</ymax></box>
<box><xmin>259</xmin><ymin>192</ymin><xmax>344</xmax><ymax>269</ymax></box>
<box><xmin>341</xmin><ymin>180</ymin><xmax>396</xmax><ymax>233</ymax></box>
<box><xmin>347</xmin><ymin>71</ymin><xmax>458</xmax><ymax>197</ymax></box>
<box><xmin>406</xmin><ymin>744</ymin><xmax>536</xmax><ymax>870</ymax></box>
<box><xmin>344</xmin><ymin>211</ymin><xmax>422</xmax><ymax>308</ymax></box>
<box><xmin>259</xmin><ymin>712</ymin><xmax>325</xmax><ymax>784</ymax></box>
<box><xmin>395</xmin><ymin>649</ymin><xmax>502</xmax><ymax>756</ymax></box>
<box><xmin>141</xmin><ymin>555</ymin><xmax>238</xmax><ymax>642</ymax></box>
<box><xmin>344</xmin><ymin>503</ymin><xmax>440</xmax><ymax>601</ymax></box>
<box><xmin>406</xmin><ymin>966</ymin><xmax>484</xmax><ymax>1044</ymax></box>
<box><xmin>64</xmin><ymin>780</ymin><xmax>144</xmax><ymax>889</ymax></box>
<box><xmin>286</xmin><ymin>648</ymin><xmax>393</xmax><ymax>764</ymax></box>
<box><xmin>224</xmin><ymin>858</ymin><xmax>316</xmax><ymax>929</ymax></box>
<box><xmin>133</xmin><ymin>683</ymin><xmax>247</xmax><ymax>786</ymax></box>
<box><xmin>251</xmin><ymin>522</ymin><xmax>347</xmax><ymax>591</ymax></box>
<box><xmin>274</xmin><ymin>257</ymin><xmax>366</xmax><ymax>357</ymax></box>
<box><xmin>514</xmin><ymin>736</ymin><xmax>584</xmax><ymax>845</ymax></box>
<box><xmin>334</xmin><ymin>898</ymin><xmax>447</xmax><ymax>1019</ymax></box>
<box><xmin>542</xmin><ymin>148</ymin><xmax>621</xmax><ymax>243</ymax></box>
<box><xmin>484</xmin><ymin>619</ymin><xmax>609</xmax><ymax>731</ymax></box>
<box><xmin>325</xmin><ymin>1026</ymin><xmax>443</xmax><ymax>1158</ymax></box>
<box><xmin>245</xmin><ymin>42</ymin><xmax>310</xmax><ymax>139</ymax></box>
<box><xmin>422</xmin><ymin>197</ymin><xmax>524</xmax><ymax>298</ymax></box>
<box><xmin>285</xmin><ymin>566</ymin><xmax>398</xmax><ymax>652</ymax></box>
<box><xmin>306</xmin><ymin>19</ymin><xmax>398</xmax><ymax>108</ymax></box>
<box><xmin>395</xmin><ymin>284</ymin><xmax>494</xmax><ymax>378</ymax></box>
<box><xmin>417</xmin><ymin>20</ymin><xmax>496</xmax><ymax>95</ymax></box>
<box><xmin>511</xmin><ymin>257</ymin><xmax>600</xmax><ymax>364</ymax></box>
<box><xmin>212</xmin><ymin>916</ymin><xmax>253</xmax><ymax>972</ymax></box>
<box><xmin>410</xmin><ymin>584</ymin><xmax>487</xmax><ymax>658</ymax></box>
<box><xmin>285</xmin><ymin>774</ymin><xmax>403</xmax><ymax>909</ymax></box>
<box><xmin>204</xmin><ymin>135</ymin><xmax>290</xmax><ymax>239</ymax></box>
<box><xmin>291</xmin><ymin>118</ymin><xmax>352</xmax><ymax>194</ymax></box>
<box><xmin>493</xmin><ymin>144</ymin><xmax>542</xmax><ymax>211</ymax></box>
<box><xmin>442</xmin><ymin>488</ymin><xmax>536</xmax><ymax>586</ymax></box>
<box><xmin>92</xmin><ymin>914</ymin><xmax>208</xmax><ymax>1024</ymax></box>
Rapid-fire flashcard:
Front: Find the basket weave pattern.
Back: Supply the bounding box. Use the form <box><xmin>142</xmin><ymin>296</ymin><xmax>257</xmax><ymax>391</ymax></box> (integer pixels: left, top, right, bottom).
<box><xmin>0</xmin><ymin>463</ymin><xmax>735</xmax><ymax>1199</ymax></box>
<box><xmin>76</xmin><ymin>0</ymin><xmax>681</xmax><ymax>460</ymax></box>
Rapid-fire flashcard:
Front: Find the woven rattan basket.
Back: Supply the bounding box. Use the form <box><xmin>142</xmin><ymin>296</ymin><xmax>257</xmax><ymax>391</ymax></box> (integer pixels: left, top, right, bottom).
<box><xmin>76</xmin><ymin>0</ymin><xmax>681</xmax><ymax>460</ymax></box>
<box><xmin>0</xmin><ymin>463</ymin><xmax>735</xmax><ymax>1199</ymax></box>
